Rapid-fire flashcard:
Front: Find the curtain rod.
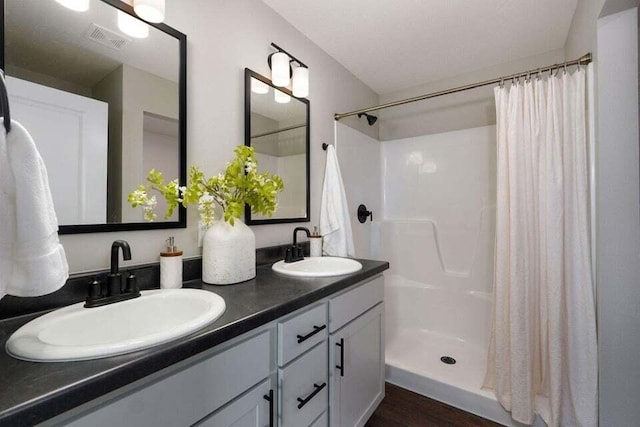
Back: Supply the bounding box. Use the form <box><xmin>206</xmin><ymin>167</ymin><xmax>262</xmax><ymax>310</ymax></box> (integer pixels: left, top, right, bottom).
<box><xmin>334</xmin><ymin>53</ymin><xmax>592</xmax><ymax>121</ymax></box>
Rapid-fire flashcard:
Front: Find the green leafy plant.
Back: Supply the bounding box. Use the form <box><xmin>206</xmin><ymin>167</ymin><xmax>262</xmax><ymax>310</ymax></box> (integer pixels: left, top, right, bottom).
<box><xmin>128</xmin><ymin>146</ymin><xmax>284</xmax><ymax>226</ymax></box>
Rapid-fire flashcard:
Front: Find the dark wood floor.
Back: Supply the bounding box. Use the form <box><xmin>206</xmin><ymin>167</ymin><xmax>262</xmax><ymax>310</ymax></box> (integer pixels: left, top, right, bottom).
<box><xmin>365</xmin><ymin>383</ymin><xmax>502</xmax><ymax>427</ymax></box>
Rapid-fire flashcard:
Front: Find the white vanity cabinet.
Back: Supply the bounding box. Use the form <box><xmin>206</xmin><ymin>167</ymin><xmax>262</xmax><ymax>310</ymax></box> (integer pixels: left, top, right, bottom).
<box><xmin>328</xmin><ymin>276</ymin><xmax>385</xmax><ymax>427</ymax></box>
<box><xmin>58</xmin><ymin>329</ymin><xmax>276</xmax><ymax>427</ymax></box>
<box><xmin>194</xmin><ymin>379</ymin><xmax>273</xmax><ymax>427</ymax></box>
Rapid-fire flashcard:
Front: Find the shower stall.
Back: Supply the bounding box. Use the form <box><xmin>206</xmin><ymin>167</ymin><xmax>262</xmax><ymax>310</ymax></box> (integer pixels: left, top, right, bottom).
<box><xmin>333</xmin><ymin>53</ymin><xmax>594</xmax><ymax>426</ymax></box>
<box><xmin>337</xmin><ymin>123</ymin><xmax>513</xmax><ymax>425</ymax></box>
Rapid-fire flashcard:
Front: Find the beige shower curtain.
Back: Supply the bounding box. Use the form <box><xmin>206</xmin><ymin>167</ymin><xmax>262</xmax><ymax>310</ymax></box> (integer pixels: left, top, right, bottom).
<box><xmin>483</xmin><ymin>68</ymin><xmax>598</xmax><ymax>427</ymax></box>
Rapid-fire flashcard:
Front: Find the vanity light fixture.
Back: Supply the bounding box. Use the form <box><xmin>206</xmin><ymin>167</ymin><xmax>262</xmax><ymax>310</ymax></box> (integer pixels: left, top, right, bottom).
<box><xmin>268</xmin><ymin>43</ymin><xmax>309</xmax><ymax>98</ymax></box>
<box><xmin>133</xmin><ymin>0</ymin><xmax>165</xmax><ymax>23</ymax></box>
<box><xmin>251</xmin><ymin>79</ymin><xmax>269</xmax><ymax>95</ymax></box>
<box><xmin>270</xmin><ymin>51</ymin><xmax>290</xmax><ymax>87</ymax></box>
<box><xmin>292</xmin><ymin>66</ymin><xmax>309</xmax><ymax>98</ymax></box>
<box><xmin>118</xmin><ymin>10</ymin><xmax>149</xmax><ymax>38</ymax></box>
<box><xmin>55</xmin><ymin>0</ymin><xmax>90</xmax><ymax>12</ymax></box>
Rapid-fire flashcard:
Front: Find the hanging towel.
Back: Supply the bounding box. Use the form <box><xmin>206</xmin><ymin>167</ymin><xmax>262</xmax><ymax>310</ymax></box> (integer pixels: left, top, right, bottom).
<box><xmin>0</xmin><ymin>120</ymin><xmax>68</xmax><ymax>300</ymax></box>
<box><xmin>0</xmin><ymin>121</ymin><xmax>16</xmax><ymax>300</ymax></box>
<box><xmin>320</xmin><ymin>145</ymin><xmax>355</xmax><ymax>257</ymax></box>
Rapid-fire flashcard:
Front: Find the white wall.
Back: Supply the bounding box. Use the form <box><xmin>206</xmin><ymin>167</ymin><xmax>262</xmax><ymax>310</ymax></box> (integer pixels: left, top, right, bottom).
<box><xmin>565</xmin><ymin>0</ymin><xmax>607</xmax><ymax>58</ymax></box>
<box><xmin>142</xmin><ymin>128</ymin><xmax>180</xmax><ymax>221</ymax></box>
<box><xmin>121</xmin><ymin>65</ymin><xmax>179</xmax><ymax>222</ymax></box>
<box><xmin>335</xmin><ymin>123</ymin><xmax>381</xmax><ymax>258</ymax></box>
<box><xmin>595</xmin><ymin>7</ymin><xmax>640</xmax><ymax>425</ymax></box>
<box><xmin>377</xmin><ymin>49</ymin><xmax>565</xmax><ymax>141</ymax></box>
<box><xmin>254</xmin><ymin>152</ymin><xmax>306</xmax><ymax>219</ymax></box>
<box><xmin>58</xmin><ymin>0</ymin><xmax>378</xmax><ymax>273</ymax></box>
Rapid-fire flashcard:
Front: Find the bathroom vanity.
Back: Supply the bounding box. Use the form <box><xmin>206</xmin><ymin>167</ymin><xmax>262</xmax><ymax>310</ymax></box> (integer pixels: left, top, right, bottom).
<box><xmin>0</xmin><ymin>259</ymin><xmax>388</xmax><ymax>427</ymax></box>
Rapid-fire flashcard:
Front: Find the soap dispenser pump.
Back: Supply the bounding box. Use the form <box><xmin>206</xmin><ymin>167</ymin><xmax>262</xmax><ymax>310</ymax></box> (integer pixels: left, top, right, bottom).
<box><xmin>160</xmin><ymin>237</ymin><xmax>183</xmax><ymax>289</ymax></box>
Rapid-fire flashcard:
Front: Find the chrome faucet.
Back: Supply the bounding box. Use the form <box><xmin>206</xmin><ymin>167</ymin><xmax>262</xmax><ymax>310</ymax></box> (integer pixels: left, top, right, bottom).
<box><xmin>285</xmin><ymin>227</ymin><xmax>311</xmax><ymax>263</ymax></box>
<box><xmin>85</xmin><ymin>240</ymin><xmax>141</xmax><ymax>308</ymax></box>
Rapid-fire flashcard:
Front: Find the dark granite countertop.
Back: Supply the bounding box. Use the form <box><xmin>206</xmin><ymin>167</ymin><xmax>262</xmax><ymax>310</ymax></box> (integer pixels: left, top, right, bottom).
<box><xmin>0</xmin><ymin>259</ymin><xmax>388</xmax><ymax>427</ymax></box>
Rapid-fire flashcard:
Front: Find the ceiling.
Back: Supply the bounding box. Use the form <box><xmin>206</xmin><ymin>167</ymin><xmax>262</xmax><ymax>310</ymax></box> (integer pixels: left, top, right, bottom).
<box><xmin>261</xmin><ymin>0</ymin><xmax>578</xmax><ymax>95</ymax></box>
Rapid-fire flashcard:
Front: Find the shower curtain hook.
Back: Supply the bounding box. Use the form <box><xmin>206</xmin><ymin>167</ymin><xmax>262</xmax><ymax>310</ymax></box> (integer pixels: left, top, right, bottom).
<box><xmin>563</xmin><ymin>62</ymin><xmax>568</xmax><ymax>74</ymax></box>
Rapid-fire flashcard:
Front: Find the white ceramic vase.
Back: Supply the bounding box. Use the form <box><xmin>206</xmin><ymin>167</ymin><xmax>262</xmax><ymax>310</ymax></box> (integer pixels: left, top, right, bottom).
<box><xmin>202</xmin><ymin>220</ymin><xmax>256</xmax><ymax>285</ymax></box>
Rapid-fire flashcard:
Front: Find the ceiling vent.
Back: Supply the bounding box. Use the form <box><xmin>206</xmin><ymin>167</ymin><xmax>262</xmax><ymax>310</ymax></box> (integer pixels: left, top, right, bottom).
<box><xmin>85</xmin><ymin>23</ymin><xmax>131</xmax><ymax>50</ymax></box>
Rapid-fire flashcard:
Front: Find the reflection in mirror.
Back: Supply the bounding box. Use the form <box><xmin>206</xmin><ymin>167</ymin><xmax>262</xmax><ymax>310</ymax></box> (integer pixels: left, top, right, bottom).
<box><xmin>2</xmin><ymin>0</ymin><xmax>186</xmax><ymax>233</ymax></box>
<box><xmin>245</xmin><ymin>69</ymin><xmax>310</xmax><ymax>224</ymax></box>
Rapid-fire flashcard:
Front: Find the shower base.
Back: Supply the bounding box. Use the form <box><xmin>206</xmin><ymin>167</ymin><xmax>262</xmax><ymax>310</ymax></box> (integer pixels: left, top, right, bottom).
<box><xmin>386</xmin><ymin>328</ymin><xmax>517</xmax><ymax>426</ymax></box>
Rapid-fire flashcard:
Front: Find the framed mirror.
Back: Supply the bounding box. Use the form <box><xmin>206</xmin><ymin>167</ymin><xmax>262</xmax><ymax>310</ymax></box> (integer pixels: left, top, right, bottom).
<box><xmin>244</xmin><ymin>68</ymin><xmax>310</xmax><ymax>225</ymax></box>
<box><xmin>1</xmin><ymin>0</ymin><xmax>187</xmax><ymax>234</ymax></box>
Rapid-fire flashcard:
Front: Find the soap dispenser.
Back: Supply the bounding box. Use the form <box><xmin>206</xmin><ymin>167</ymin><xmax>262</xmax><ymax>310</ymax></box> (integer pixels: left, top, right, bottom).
<box><xmin>160</xmin><ymin>237</ymin><xmax>183</xmax><ymax>289</ymax></box>
<box><xmin>309</xmin><ymin>226</ymin><xmax>322</xmax><ymax>257</ymax></box>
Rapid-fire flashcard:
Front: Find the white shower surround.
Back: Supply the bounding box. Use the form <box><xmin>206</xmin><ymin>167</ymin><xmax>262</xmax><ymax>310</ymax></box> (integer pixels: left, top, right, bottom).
<box><xmin>377</xmin><ymin>125</ymin><xmax>517</xmax><ymax>424</ymax></box>
<box><xmin>337</xmin><ymin>123</ymin><xmax>521</xmax><ymax>425</ymax></box>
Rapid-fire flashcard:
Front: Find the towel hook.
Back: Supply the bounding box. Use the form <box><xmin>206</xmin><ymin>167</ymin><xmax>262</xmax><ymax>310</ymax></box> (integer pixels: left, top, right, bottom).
<box><xmin>322</xmin><ymin>143</ymin><xmax>332</xmax><ymax>151</ymax></box>
<box><xmin>0</xmin><ymin>70</ymin><xmax>11</xmax><ymax>134</ymax></box>
<box><xmin>357</xmin><ymin>204</ymin><xmax>373</xmax><ymax>223</ymax></box>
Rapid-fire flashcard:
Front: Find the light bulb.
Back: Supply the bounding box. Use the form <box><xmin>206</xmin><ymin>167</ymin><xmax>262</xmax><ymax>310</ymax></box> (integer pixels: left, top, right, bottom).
<box><xmin>292</xmin><ymin>66</ymin><xmax>309</xmax><ymax>98</ymax></box>
<box><xmin>251</xmin><ymin>79</ymin><xmax>269</xmax><ymax>95</ymax></box>
<box><xmin>118</xmin><ymin>11</ymin><xmax>149</xmax><ymax>39</ymax></box>
<box><xmin>274</xmin><ymin>89</ymin><xmax>291</xmax><ymax>104</ymax></box>
<box><xmin>55</xmin><ymin>0</ymin><xmax>90</xmax><ymax>12</ymax></box>
<box><xmin>133</xmin><ymin>0</ymin><xmax>165</xmax><ymax>23</ymax></box>
<box><xmin>271</xmin><ymin>52</ymin><xmax>290</xmax><ymax>87</ymax></box>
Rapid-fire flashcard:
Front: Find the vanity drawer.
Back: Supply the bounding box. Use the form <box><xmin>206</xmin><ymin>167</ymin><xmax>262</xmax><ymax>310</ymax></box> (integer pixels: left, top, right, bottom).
<box><xmin>329</xmin><ymin>275</ymin><xmax>384</xmax><ymax>332</ymax></box>
<box><xmin>279</xmin><ymin>341</ymin><xmax>328</xmax><ymax>427</ymax></box>
<box><xmin>278</xmin><ymin>303</ymin><xmax>327</xmax><ymax>366</ymax></box>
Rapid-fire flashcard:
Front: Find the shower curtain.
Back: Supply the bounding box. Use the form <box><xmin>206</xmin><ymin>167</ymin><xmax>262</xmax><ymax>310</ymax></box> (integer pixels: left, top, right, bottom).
<box><xmin>483</xmin><ymin>68</ymin><xmax>597</xmax><ymax>427</ymax></box>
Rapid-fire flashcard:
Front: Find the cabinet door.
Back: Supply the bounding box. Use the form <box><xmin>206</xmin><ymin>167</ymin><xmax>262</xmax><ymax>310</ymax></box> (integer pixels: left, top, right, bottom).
<box><xmin>329</xmin><ymin>303</ymin><xmax>384</xmax><ymax>427</ymax></box>
<box><xmin>195</xmin><ymin>379</ymin><xmax>274</xmax><ymax>427</ymax></box>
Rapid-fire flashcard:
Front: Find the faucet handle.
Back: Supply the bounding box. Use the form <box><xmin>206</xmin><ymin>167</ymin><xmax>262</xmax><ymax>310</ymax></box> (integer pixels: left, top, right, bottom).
<box><xmin>88</xmin><ymin>278</ymin><xmax>102</xmax><ymax>299</ymax></box>
<box><xmin>125</xmin><ymin>271</ymin><xmax>139</xmax><ymax>295</ymax></box>
<box><xmin>297</xmin><ymin>244</ymin><xmax>305</xmax><ymax>259</ymax></box>
<box><xmin>285</xmin><ymin>246</ymin><xmax>295</xmax><ymax>263</ymax></box>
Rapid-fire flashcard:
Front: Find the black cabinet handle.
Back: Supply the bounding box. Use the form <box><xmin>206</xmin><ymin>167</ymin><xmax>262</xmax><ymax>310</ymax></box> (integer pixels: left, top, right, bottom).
<box><xmin>336</xmin><ymin>338</ymin><xmax>345</xmax><ymax>377</ymax></box>
<box><xmin>296</xmin><ymin>324</ymin><xmax>326</xmax><ymax>343</ymax></box>
<box><xmin>263</xmin><ymin>389</ymin><xmax>274</xmax><ymax>427</ymax></box>
<box><xmin>297</xmin><ymin>382</ymin><xmax>327</xmax><ymax>409</ymax></box>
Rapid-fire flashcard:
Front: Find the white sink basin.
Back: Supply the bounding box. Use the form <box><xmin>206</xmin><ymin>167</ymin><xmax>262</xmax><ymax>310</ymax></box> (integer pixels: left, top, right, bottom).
<box><xmin>6</xmin><ymin>289</ymin><xmax>225</xmax><ymax>362</ymax></box>
<box><xmin>272</xmin><ymin>256</ymin><xmax>362</xmax><ymax>278</ymax></box>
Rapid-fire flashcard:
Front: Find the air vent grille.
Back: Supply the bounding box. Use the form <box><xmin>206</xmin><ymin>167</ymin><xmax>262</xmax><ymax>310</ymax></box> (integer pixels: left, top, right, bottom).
<box><xmin>85</xmin><ymin>23</ymin><xmax>130</xmax><ymax>50</ymax></box>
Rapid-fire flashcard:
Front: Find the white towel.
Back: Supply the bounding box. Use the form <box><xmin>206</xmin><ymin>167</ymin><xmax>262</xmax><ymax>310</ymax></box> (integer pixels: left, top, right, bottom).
<box><xmin>320</xmin><ymin>145</ymin><xmax>355</xmax><ymax>257</ymax></box>
<box><xmin>0</xmin><ymin>120</ymin><xmax>68</xmax><ymax>299</ymax></box>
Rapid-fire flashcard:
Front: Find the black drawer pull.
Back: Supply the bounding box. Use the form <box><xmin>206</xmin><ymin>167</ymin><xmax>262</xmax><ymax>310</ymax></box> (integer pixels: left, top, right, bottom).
<box><xmin>336</xmin><ymin>338</ymin><xmax>345</xmax><ymax>377</ymax></box>
<box><xmin>297</xmin><ymin>382</ymin><xmax>327</xmax><ymax>409</ymax></box>
<box><xmin>263</xmin><ymin>389</ymin><xmax>274</xmax><ymax>427</ymax></box>
<box><xmin>296</xmin><ymin>324</ymin><xmax>326</xmax><ymax>343</ymax></box>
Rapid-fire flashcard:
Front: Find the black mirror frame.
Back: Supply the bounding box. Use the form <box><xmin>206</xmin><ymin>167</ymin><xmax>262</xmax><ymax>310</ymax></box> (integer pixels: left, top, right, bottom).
<box><xmin>244</xmin><ymin>68</ymin><xmax>310</xmax><ymax>225</ymax></box>
<box><xmin>0</xmin><ymin>0</ymin><xmax>187</xmax><ymax>234</ymax></box>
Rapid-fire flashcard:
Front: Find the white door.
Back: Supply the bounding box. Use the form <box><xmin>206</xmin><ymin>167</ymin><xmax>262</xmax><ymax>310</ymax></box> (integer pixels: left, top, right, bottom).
<box><xmin>6</xmin><ymin>76</ymin><xmax>108</xmax><ymax>225</ymax></box>
<box><xmin>329</xmin><ymin>303</ymin><xmax>385</xmax><ymax>427</ymax></box>
<box><xmin>195</xmin><ymin>379</ymin><xmax>274</xmax><ymax>427</ymax></box>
